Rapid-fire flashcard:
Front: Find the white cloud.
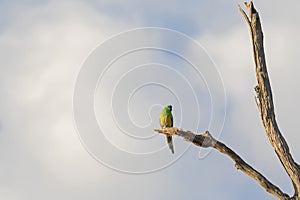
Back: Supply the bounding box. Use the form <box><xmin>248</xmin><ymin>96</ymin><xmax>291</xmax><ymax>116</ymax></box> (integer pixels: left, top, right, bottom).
<box><xmin>0</xmin><ymin>1</ymin><xmax>138</xmax><ymax>199</ymax></box>
<box><xmin>1</xmin><ymin>1</ymin><xmax>300</xmax><ymax>200</ymax></box>
<box><xmin>196</xmin><ymin>8</ymin><xmax>300</xmax><ymax>195</ymax></box>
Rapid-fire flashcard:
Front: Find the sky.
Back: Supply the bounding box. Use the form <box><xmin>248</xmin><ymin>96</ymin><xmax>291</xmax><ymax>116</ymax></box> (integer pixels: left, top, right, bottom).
<box><xmin>1</xmin><ymin>0</ymin><xmax>300</xmax><ymax>200</ymax></box>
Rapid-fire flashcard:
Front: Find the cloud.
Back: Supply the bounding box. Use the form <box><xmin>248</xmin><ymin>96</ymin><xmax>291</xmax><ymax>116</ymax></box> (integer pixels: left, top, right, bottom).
<box><xmin>1</xmin><ymin>0</ymin><xmax>300</xmax><ymax>200</ymax></box>
<box><xmin>196</xmin><ymin>6</ymin><xmax>300</xmax><ymax>194</ymax></box>
<box><xmin>0</xmin><ymin>1</ymin><xmax>137</xmax><ymax>199</ymax></box>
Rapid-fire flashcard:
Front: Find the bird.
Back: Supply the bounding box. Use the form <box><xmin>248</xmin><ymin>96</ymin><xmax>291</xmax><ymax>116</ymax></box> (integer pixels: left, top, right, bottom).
<box><xmin>159</xmin><ymin>105</ymin><xmax>174</xmax><ymax>154</ymax></box>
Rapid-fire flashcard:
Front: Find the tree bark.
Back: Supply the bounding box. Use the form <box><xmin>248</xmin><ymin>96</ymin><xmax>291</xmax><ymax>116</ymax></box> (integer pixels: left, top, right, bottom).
<box><xmin>239</xmin><ymin>2</ymin><xmax>300</xmax><ymax>199</ymax></box>
<box><xmin>155</xmin><ymin>128</ymin><xmax>289</xmax><ymax>200</ymax></box>
<box><xmin>155</xmin><ymin>1</ymin><xmax>300</xmax><ymax>200</ymax></box>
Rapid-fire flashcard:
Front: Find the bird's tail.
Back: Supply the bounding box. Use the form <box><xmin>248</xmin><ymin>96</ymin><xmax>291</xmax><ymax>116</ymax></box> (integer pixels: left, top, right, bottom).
<box><xmin>166</xmin><ymin>135</ymin><xmax>174</xmax><ymax>154</ymax></box>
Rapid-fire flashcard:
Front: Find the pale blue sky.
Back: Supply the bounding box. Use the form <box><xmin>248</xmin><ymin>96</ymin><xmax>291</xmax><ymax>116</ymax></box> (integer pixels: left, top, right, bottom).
<box><xmin>1</xmin><ymin>1</ymin><xmax>300</xmax><ymax>200</ymax></box>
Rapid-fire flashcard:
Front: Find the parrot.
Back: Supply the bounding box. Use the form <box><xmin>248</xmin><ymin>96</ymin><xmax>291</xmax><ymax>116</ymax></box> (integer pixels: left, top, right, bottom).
<box><xmin>159</xmin><ymin>105</ymin><xmax>174</xmax><ymax>154</ymax></box>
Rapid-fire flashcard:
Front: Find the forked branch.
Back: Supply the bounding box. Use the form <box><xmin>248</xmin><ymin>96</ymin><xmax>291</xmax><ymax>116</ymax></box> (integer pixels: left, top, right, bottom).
<box><xmin>154</xmin><ymin>2</ymin><xmax>300</xmax><ymax>200</ymax></box>
<box><xmin>239</xmin><ymin>1</ymin><xmax>300</xmax><ymax>198</ymax></box>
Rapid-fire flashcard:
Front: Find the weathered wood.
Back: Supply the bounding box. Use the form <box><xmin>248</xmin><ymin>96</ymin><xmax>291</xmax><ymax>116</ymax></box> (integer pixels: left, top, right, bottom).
<box><xmin>154</xmin><ymin>2</ymin><xmax>300</xmax><ymax>199</ymax></box>
<box><xmin>155</xmin><ymin>128</ymin><xmax>289</xmax><ymax>199</ymax></box>
<box><xmin>239</xmin><ymin>2</ymin><xmax>300</xmax><ymax>199</ymax></box>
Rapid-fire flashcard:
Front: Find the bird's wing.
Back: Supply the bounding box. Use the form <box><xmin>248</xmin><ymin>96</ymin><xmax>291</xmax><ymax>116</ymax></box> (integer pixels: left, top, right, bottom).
<box><xmin>160</xmin><ymin>114</ymin><xmax>166</xmax><ymax>128</ymax></box>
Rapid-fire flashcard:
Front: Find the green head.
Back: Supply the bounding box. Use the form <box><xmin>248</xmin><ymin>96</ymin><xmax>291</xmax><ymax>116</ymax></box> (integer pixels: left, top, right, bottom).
<box><xmin>163</xmin><ymin>105</ymin><xmax>172</xmax><ymax>112</ymax></box>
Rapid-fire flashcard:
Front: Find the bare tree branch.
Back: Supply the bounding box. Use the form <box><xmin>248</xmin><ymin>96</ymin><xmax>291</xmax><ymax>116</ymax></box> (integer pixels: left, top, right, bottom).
<box><xmin>239</xmin><ymin>2</ymin><xmax>300</xmax><ymax>198</ymax></box>
<box><xmin>154</xmin><ymin>128</ymin><xmax>289</xmax><ymax>200</ymax></box>
<box><xmin>153</xmin><ymin>2</ymin><xmax>300</xmax><ymax>200</ymax></box>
